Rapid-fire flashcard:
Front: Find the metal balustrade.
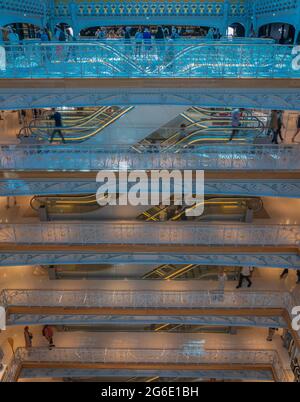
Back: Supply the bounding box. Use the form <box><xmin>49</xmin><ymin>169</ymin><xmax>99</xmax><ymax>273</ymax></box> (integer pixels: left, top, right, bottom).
<box><xmin>0</xmin><ymin>144</ymin><xmax>299</xmax><ymax>171</ymax></box>
<box><xmin>0</xmin><ymin>289</ymin><xmax>295</xmax><ymax>310</ymax></box>
<box><xmin>0</xmin><ymin>41</ymin><xmax>299</xmax><ymax>79</ymax></box>
<box><xmin>0</xmin><ymin>222</ymin><xmax>299</xmax><ymax>246</ymax></box>
<box><xmin>0</xmin><ymin>0</ymin><xmax>45</xmax><ymax>16</ymax></box>
<box><xmin>2</xmin><ymin>347</ymin><xmax>289</xmax><ymax>382</ymax></box>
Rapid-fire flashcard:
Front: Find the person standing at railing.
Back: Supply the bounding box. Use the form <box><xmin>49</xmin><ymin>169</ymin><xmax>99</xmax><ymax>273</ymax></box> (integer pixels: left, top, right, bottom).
<box><xmin>155</xmin><ymin>26</ymin><xmax>165</xmax><ymax>57</ymax></box>
<box><xmin>24</xmin><ymin>326</ymin><xmax>33</xmax><ymax>348</ymax></box>
<box><xmin>96</xmin><ymin>27</ymin><xmax>107</xmax><ymax>42</ymax></box>
<box><xmin>170</xmin><ymin>27</ymin><xmax>180</xmax><ymax>41</ymax></box>
<box><xmin>229</xmin><ymin>108</ymin><xmax>244</xmax><ymax>141</ymax></box>
<box><xmin>124</xmin><ymin>26</ymin><xmax>132</xmax><ymax>56</ymax></box>
<box><xmin>49</xmin><ymin>109</ymin><xmax>66</xmax><ymax>144</ymax></box>
<box><xmin>236</xmin><ymin>266</ymin><xmax>253</xmax><ymax>288</ymax></box>
<box><xmin>135</xmin><ymin>27</ymin><xmax>143</xmax><ymax>58</ymax></box>
<box><xmin>143</xmin><ymin>27</ymin><xmax>152</xmax><ymax>56</ymax></box>
<box><xmin>7</xmin><ymin>26</ymin><xmax>19</xmax><ymax>44</ymax></box>
<box><xmin>42</xmin><ymin>325</ymin><xmax>55</xmax><ymax>350</ymax></box>
<box><xmin>206</xmin><ymin>28</ymin><xmax>215</xmax><ymax>40</ymax></box>
<box><xmin>213</xmin><ymin>28</ymin><xmax>221</xmax><ymax>40</ymax></box>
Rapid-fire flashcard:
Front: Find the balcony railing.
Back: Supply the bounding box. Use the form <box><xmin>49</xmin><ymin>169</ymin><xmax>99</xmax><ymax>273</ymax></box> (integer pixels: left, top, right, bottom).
<box><xmin>0</xmin><ymin>222</ymin><xmax>299</xmax><ymax>246</ymax></box>
<box><xmin>0</xmin><ymin>40</ymin><xmax>299</xmax><ymax>79</ymax></box>
<box><xmin>2</xmin><ymin>347</ymin><xmax>289</xmax><ymax>382</ymax></box>
<box><xmin>0</xmin><ymin>289</ymin><xmax>295</xmax><ymax>310</ymax></box>
<box><xmin>0</xmin><ymin>144</ymin><xmax>299</xmax><ymax>171</ymax></box>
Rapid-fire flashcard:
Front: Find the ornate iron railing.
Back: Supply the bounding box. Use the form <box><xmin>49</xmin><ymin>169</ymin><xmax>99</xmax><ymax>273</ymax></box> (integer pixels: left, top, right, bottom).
<box><xmin>2</xmin><ymin>347</ymin><xmax>289</xmax><ymax>382</ymax></box>
<box><xmin>0</xmin><ymin>222</ymin><xmax>299</xmax><ymax>246</ymax></box>
<box><xmin>0</xmin><ymin>41</ymin><xmax>299</xmax><ymax>79</ymax></box>
<box><xmin>0</xmin><ymin>289</ymin><xmax>295</xmax><ymax>310</ymax></box>
<box><xmin>0</xmin><ymin>144</ymin><xmax>299</xmax><ymax>171</ymax></box>
<box><xmin>255</xmin><ymin>0</ymin><xmax>298</xmax><ymax>15</ymax></box>
<box><xmin>0</xmin><ymin>0</ymin><xmax>45</xmax><ymax>16</ymax></box>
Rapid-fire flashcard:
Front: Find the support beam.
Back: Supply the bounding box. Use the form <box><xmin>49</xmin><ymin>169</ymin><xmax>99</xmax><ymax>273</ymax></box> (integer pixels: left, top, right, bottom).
<box><xmin>0</xmin><ymin>79</ymin><xmax>300</xmax><ymax>109</ymax></box>
<box><xmin>0</xmin><ymin>245</ymin><xmax>298</xmax><ymax>268</ymax></box>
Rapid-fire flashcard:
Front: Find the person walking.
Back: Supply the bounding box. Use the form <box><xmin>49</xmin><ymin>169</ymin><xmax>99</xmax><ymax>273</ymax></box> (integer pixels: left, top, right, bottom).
<box><xmin>229</xmin><ymin>108</ymin><xmax>244</xmax><ymax>141</ymax></box>
<box><xmin>280</xmin><ymin>268</ymin><xmax>300</xmax><ymax>284</ymax></box>
<box><xmin>24</xmin><ymin>326</ymin><xmax>33</xmax><ymax>348</ymax></box>
<box><xmin>267</xmin><ymin>327</ymin><xmax>278</xmax><ymax>342</ymax></box>
<box><xmin>270</xmin><ymin>110</ymin><xmax>284</xmax><ymax>144</ymax></box>
<box><xmin>49</xmin><ymin>109</ymin><xmax>65</xmax><ymax>143</ymax></box>
<box><xmin>178</xmin><ymin>123</ymin><xmax>187</xmax><ymax>142</ymax></box>
<box><xmin>292</xmin><ymin>115</ymin><xmax>300</xmax><ymax>142</ymax></box>
<box><xmin>42</xmin><ymin>325</ymin><xmax>55</xmax><ymax>350</ymax></box>
<box><xmin>236</xmin><ymin>266</ymin><xmax>252</xmax><ymax>288</ymax></box>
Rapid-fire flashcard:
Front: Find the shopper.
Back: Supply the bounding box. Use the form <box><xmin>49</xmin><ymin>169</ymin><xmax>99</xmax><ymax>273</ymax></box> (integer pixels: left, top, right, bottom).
<box><xmin>24</xmin><ymin>326</ymin><xmax>33</xmax><ymax>348</ymax></box>
<box><xmin>19</xmin><ymin>109</ymin><xmax>27</xmax><ymax>126</ymax></box>
<box><xmin>267</xmin><ymin>327</ymin><xmax>278</xmax><ymax>342</ymax></box>
<box><xmin>270</xmin><ymin>110</ymin><xmax>284</xmax><ymax>144</ymax></box>
<box><xmin>135</xmin><ymin>27</ymin><xmax>143</xmax><ymax>57</ymax></box>
<box><xmin>178</xmin><ymin>123</ymin><xmax>187</xmax><ymax>141</ymax></box>
<box><xmin>143</xmin><ymin>27</ymin><xmax>152</xmax><ymax>54</ymax></box>
<box><xmin>40</xmin><ymin>29</ymin><xmax>49</xmax><ymax>42</ymax></box>
<box><xmin>96</xmin><ymin>27</ymin><xmax>106</xmax><ymax>42</ymax></box>
<box><xmin>292</xmin><ymin>115</ymin><xmax>300</xmax><ymax>142</ymax></box>
<box><xmin>42</xmin><ymin>325</ymin><xmax>55</xmax><ymax>350</ymax></box>
<box><xmin>55</xmin><ymin>25</ymin><xmax>66</xmax><ymax>42</ymax></box>
<box><xmin>236</xmin><ymin>266</ymin><xmax>252</xmax><ymax>288</ymax></box>
<box><xmin>280</xmin><ymin>268</ymin><xmax>289</xmax><ymax>279</ymax></box>
<box><xmin>229</xmin><ymin>108</ymin><xmax>244</xmax><ymax>141</ymax></box>
<box><xmin>155</xmin><ymin>26</ymin><xmax>165</xmax><ymax>56</ymax></box>
<box><xmin>7</xmin><ymin>26</ymin><xmax>19</xmax><ymax>44</ymax></box>
<box><xmin>279</xmin><ymin>268</ymin><xmax>300</xmax><ymax>284</ymax></box>
<box><xmin>49</xmin><ymin>109</ymin><xmax>66</xmax><ymax>143</ymax></box>
<box><xmin>170</xmin><ymin>27</ymin><xmax>180</xmax><ymax>40</ymax></box>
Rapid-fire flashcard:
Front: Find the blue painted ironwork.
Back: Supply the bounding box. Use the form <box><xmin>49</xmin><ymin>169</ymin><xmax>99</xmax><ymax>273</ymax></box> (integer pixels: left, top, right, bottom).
<box><xmin>0</xmin><ymin>222</ymin><xmax>299</xmax><ymax>246</ymax></box>
<box><xmin>1</xmin><ymin>289</ymin><xmax>296</xmax><ymax>311</ymax></box>
<box><xmin>0</xmin><ymin>85</ymin><xmax>299</xmax><ymax>110</ymax></box>
<box><xmin>0</xmin><ymin>0</ymin><xmax>45</xmax><ymax>16</ymax></box>
<box><xmin>19</xmin><ymin>367</ymin><xmax>274</xmax><ymax>381</ymax></box>
<box><xmin>0</xmin><ymin>40</ymin><xmax>300</xmax><ymax>79</ymax></box>
<box><xmin>2</xmin><ymin>347</ymin><xmax>290</xmax><ymax>382</ymax></box>
<box><xmin>0</xmin><ymin>144</ymin><xmax>299</xmax><ymax>171</ymax></box>
<box><xmin>6</xmin><ymin>313</ymin><xmax>286</xmax><ymax>328</ymax></box>
<box><xmin>0</xmin><ymin>249</ymin><xmax>298</xmax><ymax>269</ymax></box>
<box><xmin>0</xmin><ymin>177</ymin><xmax>300</xmax><ymax>199</ymax></box>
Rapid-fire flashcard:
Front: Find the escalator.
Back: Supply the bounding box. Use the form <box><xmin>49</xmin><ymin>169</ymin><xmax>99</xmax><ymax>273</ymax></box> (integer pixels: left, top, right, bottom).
<box><xmin>137</xmin><ymin>197</ymin><xmax>264</xmax><ymax>222</ymax></box>
<box><xmin>142</xmin><ymin>264</ymin><xmax>240</xmax><ymax>280</ymax></box>
<box><xmin>49</xmin><ymin>263</ymin><xmax>240</xmax><ymax>281</ymax></box>
<box><xmin>55</xmin><ymin>324</ymin><xmax>234</xmax><ymax>334</ymax></box>
<box><xmin>162</xmin><ymin>107</ymin><xmax>266</xmax><ymax>149</ymax></box>
<box><xmin>30</xmin><ymin>194</ymin><xmax>101</xmax><ymax>215</ymax></box>
<box><xmin>30</xmin><ymin>194</ymin><xmax>146</xmax><ymax>221</ymax></box>
<box><xmin>18</xmin><ymin>106</ymin><xmax>133</xmax><ymax>143</ymax></box>
<box><xmin>133</xmin><ymin>107</ymin><xmax>267</xmax><ymax>152</ymax></box>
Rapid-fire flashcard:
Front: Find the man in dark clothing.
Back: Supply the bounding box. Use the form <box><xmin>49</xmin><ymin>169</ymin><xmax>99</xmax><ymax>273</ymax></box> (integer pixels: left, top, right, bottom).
<box><xmin>49</xmin><ymin>109</ymin><xmax>65</xmax><ymax>143</ymax></box>
<box><xmin>280</xmin><ymin>268</ymin><xmax>300</xmax><ymax>284</ymax></box>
